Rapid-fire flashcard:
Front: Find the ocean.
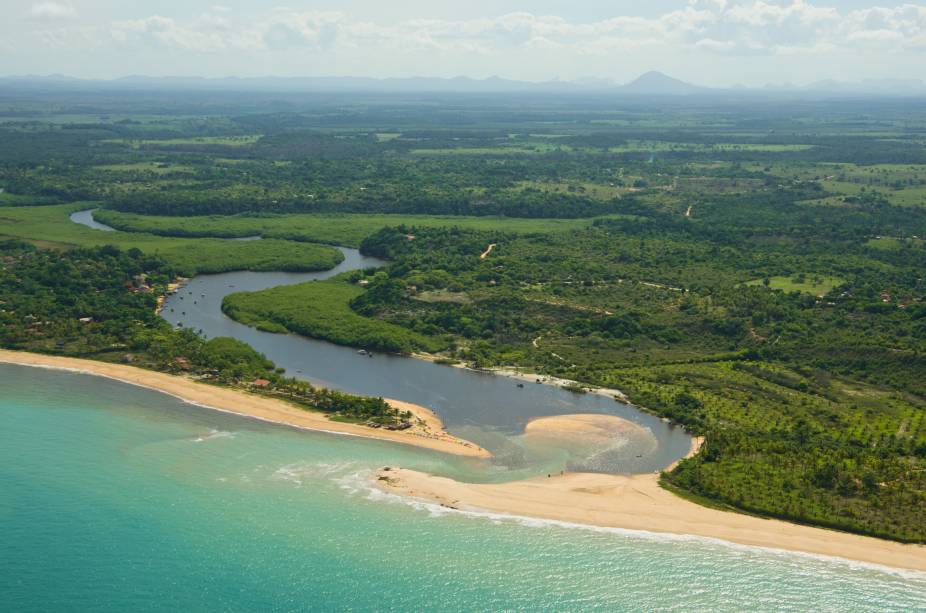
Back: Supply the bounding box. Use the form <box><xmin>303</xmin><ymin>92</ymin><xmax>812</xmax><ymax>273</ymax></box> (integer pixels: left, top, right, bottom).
<box><xmin>2</xmin><ymin>363</ymin><xmax>925</xmax><ymax>612</ymax></box>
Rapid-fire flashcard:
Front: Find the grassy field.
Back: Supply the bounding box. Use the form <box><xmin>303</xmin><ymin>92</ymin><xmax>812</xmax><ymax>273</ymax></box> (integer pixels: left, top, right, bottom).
<box><xmin>866</xmin><ymin>236</ymin><xmax>926</xmax><ymax>250</ymax></box>
<box><xmin>223</xmin><ymin>279</ymin><xmax>446</xmax><ymax>353</ymax></box>
<box><xmin>93</xmin><ymin>210</ymin><xmax>608</xmax><ymax>247</ymax></box>
<box><xmin>94</xmin><ymin>162</ymin><xmax>195</xmax><ymax>174</ymax></box>
<box><xmin>742</xmin><ymin>162</ymin><xmax>926</xmax><ymax>208</ymax></box>
<box><xmin>0</xmin><ymin>204</ymin><xmax>343</xmax><ymax>275</ymax></box>
<box><xmin>746</xmin><ymin>275</ymin><xmax>845</xmax><ymax>296</ymax></box>
<box><xmin>885</xmin><ymin>186</ymin><xmax>926</xmax><ymax>207</ymax></box>
<box><xmin>818</xmin><ymin>181</ymin><xmax>926</xmax><ymax>208</ymax></box>
<box><xmin>0</xmin><ymin>192</ymin><xmax>57</xmax><ymax>206</ymax></box>
<box><xmin>821</xmin><ymin>162</ymin><xmax>926</xmax><ymax>185</ymax></box>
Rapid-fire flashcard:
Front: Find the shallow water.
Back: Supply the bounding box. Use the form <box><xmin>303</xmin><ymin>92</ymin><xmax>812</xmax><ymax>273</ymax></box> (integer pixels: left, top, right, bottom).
<box><xmin>2</xmin><ymin>364</ymin><xmax>925</xmax><ymax>611</ymax></box>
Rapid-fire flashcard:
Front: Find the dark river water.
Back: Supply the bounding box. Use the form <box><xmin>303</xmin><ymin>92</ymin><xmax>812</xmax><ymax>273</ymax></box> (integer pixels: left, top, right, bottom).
<box><xmin>72</xmin><ymin>210</ymin><xmax>692</xmax><ymax>473</ymax></box>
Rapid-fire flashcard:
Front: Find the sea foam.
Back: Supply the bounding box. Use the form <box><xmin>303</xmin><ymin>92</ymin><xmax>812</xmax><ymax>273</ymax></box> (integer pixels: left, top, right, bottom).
<box><xmin>337</xmin><ymin>470</ymin><xmax>926</xmax><ymax>581</ymax></box>
<box><xmin>272</xmin><ymin>461</ymin><xmax>360</xmax><ymax>486</ymax></box>
<box><xmin>192</xmin><ymin>429</ymin><xmax>236</xmax><ymax>443</ymax></box>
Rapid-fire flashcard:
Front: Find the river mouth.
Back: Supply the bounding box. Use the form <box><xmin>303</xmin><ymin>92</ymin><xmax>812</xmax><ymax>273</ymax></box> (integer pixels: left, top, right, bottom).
<box><xmin>71</xmin><ymin>209</ymin><xmax>692</xmax><ymax>475</ymax></box>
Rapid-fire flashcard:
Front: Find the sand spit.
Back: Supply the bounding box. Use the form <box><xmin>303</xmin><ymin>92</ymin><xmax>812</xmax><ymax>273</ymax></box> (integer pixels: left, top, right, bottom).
<box><xmin>0</xmin><ymin>350</ymin><xmax>489</xmax><ymax>458</ymax></box>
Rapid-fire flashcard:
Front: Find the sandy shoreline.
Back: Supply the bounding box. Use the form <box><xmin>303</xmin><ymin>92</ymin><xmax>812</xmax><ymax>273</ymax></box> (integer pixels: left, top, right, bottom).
<box><xmin>6</xmin><ymin>350</ymin><xmax>924</xmax><ymax>573</ymax></box>
<box><xmin>376</xmin><ymin>462</ymin><xmax>926</xmax><ymax>573</ymax></box>
<box><xmin>0</xmin><ymin>350</ymin><xmax>489</xmax><ymax>458</ymax></box>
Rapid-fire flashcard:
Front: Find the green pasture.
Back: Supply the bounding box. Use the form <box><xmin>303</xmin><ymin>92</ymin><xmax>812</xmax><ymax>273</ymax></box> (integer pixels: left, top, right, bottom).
<box><xmin>0</xmin><ymin>204</ymin><xmax>342</xmax><ymax>276</ymax></box>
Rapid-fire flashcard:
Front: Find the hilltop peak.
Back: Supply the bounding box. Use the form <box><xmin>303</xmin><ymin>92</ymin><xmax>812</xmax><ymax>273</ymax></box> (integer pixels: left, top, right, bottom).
<box><xmin>622</xmin><ymin>71</ymin><xmax>702</xmax><ymax>95</ymax></box>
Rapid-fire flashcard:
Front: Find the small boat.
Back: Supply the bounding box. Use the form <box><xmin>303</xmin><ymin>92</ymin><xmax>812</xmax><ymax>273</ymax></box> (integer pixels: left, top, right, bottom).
<box><xmin>357</xmin><ymin>349</ymin><xmax>368</xmax><ymax>355</ymax></box>
<box><xmin>517</xmin><ymin>383</ymin><xmax>524</xmax><ymax>388</ymax></box>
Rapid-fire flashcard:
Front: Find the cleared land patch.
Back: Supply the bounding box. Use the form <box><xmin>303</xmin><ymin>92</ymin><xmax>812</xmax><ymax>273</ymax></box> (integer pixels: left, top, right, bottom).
<box><xmin>746</xmin><ymin>275</ymin><xmax>845</xmax><ymax>296</ymax></box>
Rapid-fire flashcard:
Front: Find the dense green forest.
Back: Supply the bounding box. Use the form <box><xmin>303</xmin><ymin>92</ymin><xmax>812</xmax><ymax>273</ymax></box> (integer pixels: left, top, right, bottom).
<box><xmin>0</xmin><ymin>241</ymin><xmax>408</xmax><ymax>426</ymax></box>
<box><xmin>2</xmin><ymin>89</ymin><xmax>925</xmax><ymax>541</ymax></box>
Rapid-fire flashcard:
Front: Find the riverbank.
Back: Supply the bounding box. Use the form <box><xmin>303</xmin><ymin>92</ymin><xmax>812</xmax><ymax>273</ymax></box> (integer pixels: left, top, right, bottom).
<box><xmin>0</xmin><ymin>350</ymin><xmax>489</xmax><ymax>458</ymax></box>
<box><xmin>411</xmin><ymin>353</ymin><xmax>632</xmax><ymax>403</ymax></box>
<box><xmin>490</xmin><ymin>368</ymin><xmax>632</xmax><ymax>403</ymax></box>
<box><xmin>375</xmin><ymin>456</ymin><xmax>926</xmax><ymax>573</ymax></box>
<box><xmin>155</xmin><ymin>277</ymin><xmax>188</xmax><ymax>315</ymax></box>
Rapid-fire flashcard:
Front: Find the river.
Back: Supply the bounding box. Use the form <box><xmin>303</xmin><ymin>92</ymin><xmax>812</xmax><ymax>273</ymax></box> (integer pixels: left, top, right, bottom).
<box><xmin>71</xmin><ymin>210</ymin><xmax>692</xmax><ymax>474</ymax></box>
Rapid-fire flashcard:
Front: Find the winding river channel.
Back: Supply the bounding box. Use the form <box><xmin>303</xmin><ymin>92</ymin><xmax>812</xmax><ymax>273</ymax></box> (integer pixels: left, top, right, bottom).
<box><xmin>70</xmin><ymin>210</ymin><xmax>692</xmax><ymax>474</ymax></box>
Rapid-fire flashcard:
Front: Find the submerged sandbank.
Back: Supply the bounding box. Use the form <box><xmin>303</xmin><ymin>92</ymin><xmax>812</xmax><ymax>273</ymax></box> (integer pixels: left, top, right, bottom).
<box><xmin>0</xmin><ymin>350</ymin><xmax>489</xmax><ymax>458</ymax></box>
<box><xmin>523</xmin><ymin>413</ymin><xmax>650</xmax><ymax>443</ymax></box>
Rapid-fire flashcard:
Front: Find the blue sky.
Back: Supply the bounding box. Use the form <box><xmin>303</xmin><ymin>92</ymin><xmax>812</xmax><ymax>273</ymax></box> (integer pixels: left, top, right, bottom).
<box><xmin>2</xmin><ymin>1</ymin><xmax>924</xmax><ymax>85</ymax></box>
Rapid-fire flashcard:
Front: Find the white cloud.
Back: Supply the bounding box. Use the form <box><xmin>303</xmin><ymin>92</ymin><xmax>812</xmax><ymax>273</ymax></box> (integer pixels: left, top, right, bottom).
<box><xmin>24</xmin><ymin>2</ymin><xmax>926</xmax><ymax>65</ymax></box>
<box><xmin>29</xmin><ymin>1</ymin><xmax>76</xmax><ymax>21</ymax></box>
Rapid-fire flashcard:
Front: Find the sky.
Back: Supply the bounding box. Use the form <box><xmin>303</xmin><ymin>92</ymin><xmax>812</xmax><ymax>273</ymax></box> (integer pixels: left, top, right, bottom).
<box><xmin>1</xmin><ymin>0</ymin><xmax>924</xmax><ymax>86</ymax></box>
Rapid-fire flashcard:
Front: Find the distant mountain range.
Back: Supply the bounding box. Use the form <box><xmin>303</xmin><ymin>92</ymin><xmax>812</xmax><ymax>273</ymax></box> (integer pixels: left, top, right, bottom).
<box><xmin>1</xmin><ymin>71</ymin><xmax>923</xmax><ymax>97</ymax></box>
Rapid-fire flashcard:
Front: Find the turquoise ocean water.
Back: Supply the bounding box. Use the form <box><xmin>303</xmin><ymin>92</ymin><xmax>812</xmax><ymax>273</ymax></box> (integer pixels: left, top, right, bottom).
<box><xmin>2</xmin><ymin>363</ymin><xmax>925</xmax><ymax>612</ymax></box>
